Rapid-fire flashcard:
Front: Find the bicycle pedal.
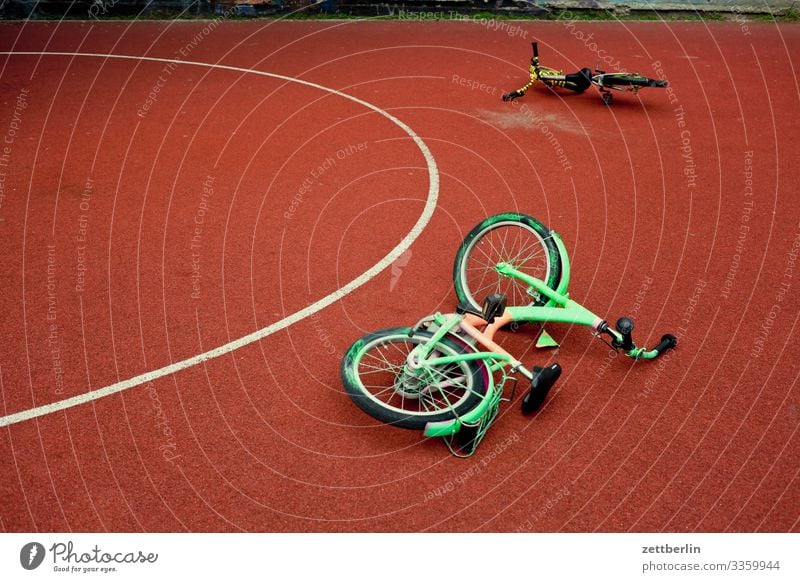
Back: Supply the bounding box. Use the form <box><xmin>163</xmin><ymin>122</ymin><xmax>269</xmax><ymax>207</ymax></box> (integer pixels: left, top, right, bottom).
<box><xmin>522</xmin><ymin>363</ymin><xmax>562</xmax><ymax>415</ymax></box>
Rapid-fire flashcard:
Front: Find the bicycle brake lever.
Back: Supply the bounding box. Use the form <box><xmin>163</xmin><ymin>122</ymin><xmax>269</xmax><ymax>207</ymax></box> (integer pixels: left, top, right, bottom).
<box><xmin>592</xmin><ymin>330</ymin><xmax>619</xmax><ymax>352</ymax></box>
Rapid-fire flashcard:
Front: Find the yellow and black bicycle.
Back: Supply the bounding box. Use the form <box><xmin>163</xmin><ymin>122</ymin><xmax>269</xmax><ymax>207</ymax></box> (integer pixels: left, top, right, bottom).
<box><xmin>502</xmin><ymin>42</ymin><xmax>668</xmax><ymax>105</ymax></box>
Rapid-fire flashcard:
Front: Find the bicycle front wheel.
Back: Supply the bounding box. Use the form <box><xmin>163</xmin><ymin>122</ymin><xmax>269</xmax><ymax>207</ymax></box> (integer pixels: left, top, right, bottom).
<box><xmin>453</xmin><ymin>213</ymin><xmax>562</xmax><ymax>311</ymax></box>
<box><xmin>341</xmin><ymin>328</ymin><xmax>489</xmax><ymax>430</ymax></box>
<box><xmin>598</xmin><ymin>74</ymin><xmax>667</xmax><ymax>88</ymax></box>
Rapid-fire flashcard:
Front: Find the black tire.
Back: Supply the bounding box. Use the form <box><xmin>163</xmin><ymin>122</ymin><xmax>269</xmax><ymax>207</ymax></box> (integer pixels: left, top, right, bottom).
<box><xmin>341</xmin><ymin>328</ymin><xmax>488</xmax><ymax>429</ymax></box>
<box><xmin>453</xmin><ymin>213</ymin><xmax>562</xmax><ymax>312</ymax></box>
<box><xmin>599</xmin><ymin>74</ymin><xmax>662</xmax><ymax>88</ymax></box>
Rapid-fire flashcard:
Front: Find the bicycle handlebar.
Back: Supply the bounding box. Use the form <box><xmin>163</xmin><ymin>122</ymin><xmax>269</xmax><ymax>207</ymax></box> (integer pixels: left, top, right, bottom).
<box><xmin>604</xmin><ymin>317</ymin><xmax>677</xmax><ymax>360</ymax></box>
<box><xmin>624</xmin><ymin>333</ymin><xmax>677</xmax><ymax>360</ymax></box>
<box><xmin>615</xmin><ymin>317</ymin><xmax>635</xmax><ymax>351</ymax></box>
<box><xmin>652</xmin><ymin>334</ymin><xmax>678</xmax><ymax>356</ymax></box>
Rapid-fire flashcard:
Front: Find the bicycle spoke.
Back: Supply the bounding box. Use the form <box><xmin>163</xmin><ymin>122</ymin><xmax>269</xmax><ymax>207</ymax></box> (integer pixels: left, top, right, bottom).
<box><xmin>425</xmin><ymin>365</ymin><xmax>474</xmax><ymax>396</ymax></box>
<box><xmin>511</xmin><ymin>228</ymin><xmax>527</xmax><ymax>267</ymax></box>
<box><xmin>357</xmin><ymin>366</ymin><xmax>401</xmax><ymax>376</ymax></box>
<box><xmin>419</xmin><ymin>396</ymin><xmax>432</xmax><ymax>413</ymax></box>
<box><xmin>474</xmin><ymin>240</ymin><xmax>500</xmax><ymax>266</ymax></box>
<box><xmin>369</xmin><ymin>385</ymin><xmax>397</xmax><ymax>399</ymax></box>
<box><xmin>499</xmin><ymin>226</ymin><xmax>512</xmax><ymax>263</ymax></box>
<box><xmin>360</xmin><ymin>351</ymin><xmax>405</xmax><ymax>370</ymax></box>
<box><xmin>511</xmin><ymin>277</ymin><xmax>523</xmax><ymax>306</ymax></box>
<box><xmin>507</xmin><ymin>237</ymin><xmax>546</xmax><ymax>268</ymax></box>
<box><xmin>423</xmin><ymin>383</ymin><xmax>467</xmax><ymax>411</ymax></box>
<box><xmin>507</xmin><ymin>228</ymin><xmax>551</xmax><ymax>266</ymax></box>
<box><xmin>361</xmin><ymin>350</ymin><xmax>403</xmax><ymax>373</ymax></box>
<box><xmin>479</xmin><ymin>231</ymin><xmax>508</xmax><ymax>264</ymax></box>
<box><xmin>480</xmin><ymin>231</ymin><xmax>504</xmax><ymax>259</ymax></box>
<box><xmin>386</xmin><ymin>339</ymin><xmax>412</xmax><ymax>360</ymax></box>
<box><xmin>474</xmin><ymin>261</ymin><xmax>492</xmax><ymax>304</ymax></box>
<box><xmin>469</xmin><ymin>278</ymin><xmax>504</xmax><ymax>304</ymax></box>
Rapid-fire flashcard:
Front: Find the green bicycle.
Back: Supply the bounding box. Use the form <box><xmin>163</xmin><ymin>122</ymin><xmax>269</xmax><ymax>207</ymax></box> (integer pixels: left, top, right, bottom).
<box><xmin>341</xmin><ymin>213</ymin><xmax>677</xmax><ymax>456</ymax></box>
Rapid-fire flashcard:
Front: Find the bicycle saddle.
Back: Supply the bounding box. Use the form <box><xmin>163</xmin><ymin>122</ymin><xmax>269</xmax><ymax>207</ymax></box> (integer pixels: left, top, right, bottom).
<box><xmin>564</xmin><ymin>68</ymin><xmax>593</xmax><ymax>93</ymax></box>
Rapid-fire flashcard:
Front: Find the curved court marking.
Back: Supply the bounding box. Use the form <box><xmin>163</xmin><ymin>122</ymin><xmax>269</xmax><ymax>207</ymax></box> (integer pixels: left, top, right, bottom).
<box><xmin>0</xmin><ymin>51</ymin><xmax>439</xmax><ymax>428</ymax></box>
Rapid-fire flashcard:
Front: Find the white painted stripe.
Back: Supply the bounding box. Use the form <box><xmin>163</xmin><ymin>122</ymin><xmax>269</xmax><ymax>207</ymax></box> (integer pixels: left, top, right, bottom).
<box><xmin>0</xmin><ymin>51</ymin><xmax>439</xmax><ymax>428</ymax></box>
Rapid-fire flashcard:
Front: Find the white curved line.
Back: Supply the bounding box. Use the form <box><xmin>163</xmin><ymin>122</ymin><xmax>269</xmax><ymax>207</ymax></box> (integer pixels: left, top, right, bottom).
<box><xmin>0</xmin><ymin>51</ymin><xmax>439</xmax><ymax>428</ymax></box>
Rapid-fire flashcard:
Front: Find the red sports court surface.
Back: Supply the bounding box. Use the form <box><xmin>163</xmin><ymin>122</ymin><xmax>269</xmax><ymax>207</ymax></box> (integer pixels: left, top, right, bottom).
<box><xmin>0</xmin><ymin>19</ymin><xmax>797</xmax><ymax>532</ymax></box>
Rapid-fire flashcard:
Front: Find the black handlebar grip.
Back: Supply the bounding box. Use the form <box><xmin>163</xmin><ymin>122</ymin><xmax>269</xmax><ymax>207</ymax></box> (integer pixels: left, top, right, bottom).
<box><xmin>532</xmin><ymin>42</ymin><xmax>538</xmax><ymax>58</ymax></box>
<box><xmin>654</xmin><ymin>334</ymin><xmax>677</xmax><ymax>356</ymax></box>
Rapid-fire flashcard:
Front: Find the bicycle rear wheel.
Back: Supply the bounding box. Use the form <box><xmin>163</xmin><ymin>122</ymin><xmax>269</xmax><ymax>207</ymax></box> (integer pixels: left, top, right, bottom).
<box><xmin>341</xmin><ymin>328</ymin><xmax>488</xmax><ymax>430</ymax></box>
<box><xmin>453</xmin><ymin>213</ymin><xmax>562</xmax><ymax>311</ymax></box>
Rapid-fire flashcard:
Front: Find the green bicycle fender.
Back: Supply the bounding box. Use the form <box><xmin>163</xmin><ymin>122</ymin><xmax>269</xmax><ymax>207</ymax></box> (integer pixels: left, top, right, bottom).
<box><xmin>540</xmin><ymin>230</ymin><xmax>570</xmax><ymax>307</ymax></box>
<box><xmin>552</xmin><ymin>230</ymin><xmax>571</xmax><ymax>297</ymax></box>
<box><xmin>423</xmin><ymin>419</ymin><xmax>461</xmax><ymax>438</ymax></box>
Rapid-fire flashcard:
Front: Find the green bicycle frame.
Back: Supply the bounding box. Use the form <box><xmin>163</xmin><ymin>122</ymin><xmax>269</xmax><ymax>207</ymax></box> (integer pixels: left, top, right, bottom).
<box><xmin>504</xmin><ymin>230</ymin><xmax>661</xmax><ymax>360</ymax></box>
<box><xmin>499</xmin><ymin>261</ymin><xmax>662</xmax><ymax>360</ymax></box>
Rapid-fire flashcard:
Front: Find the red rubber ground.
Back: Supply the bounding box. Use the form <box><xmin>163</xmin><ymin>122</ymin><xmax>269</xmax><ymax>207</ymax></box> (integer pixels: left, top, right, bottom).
<box><xmin>0</xmin><ymin>20</ymin><xmax>797</xmax><ymax>532</ymax></box>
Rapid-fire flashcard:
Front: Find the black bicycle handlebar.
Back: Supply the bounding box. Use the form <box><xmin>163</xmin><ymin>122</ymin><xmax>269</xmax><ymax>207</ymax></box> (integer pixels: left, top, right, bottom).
<box><xmin>653</xmin><ymin>334</ymin><xmax>678</xmax><ymax>356</ymax></box>
<box><xmin>604</xmin><ymin>318</ymin><xmax>677</xmax><ymax>359</ymax></box>
<box><xmin>531</xmin><ymin>42</ymin><xmax>539</xmax><ymax>66</ymax></box>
